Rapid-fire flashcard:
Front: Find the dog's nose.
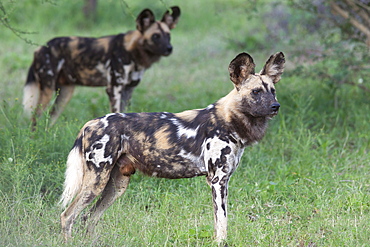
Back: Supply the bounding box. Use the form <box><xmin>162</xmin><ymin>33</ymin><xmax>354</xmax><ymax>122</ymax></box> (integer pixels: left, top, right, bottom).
<box><xmin>167</xmin><ymin>45</ymin><xmax>173</xmax><ymax>53</ymax></box>
<box><xmin>271</xmin><ymin>102</ymin><xmax>280</xmax><ymax>111</ymax></box>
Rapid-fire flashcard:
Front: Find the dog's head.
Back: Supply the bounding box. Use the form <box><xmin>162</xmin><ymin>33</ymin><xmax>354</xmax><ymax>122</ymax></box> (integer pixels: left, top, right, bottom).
<box><xmin>136</xmin><ymin>6</ymin><xmax>181</xmax><ymax>56</ymax></box>
<box><xmin>228</xmin><ymin>52</ymin><xmax>285</xmax><ymax>118</ymax></box>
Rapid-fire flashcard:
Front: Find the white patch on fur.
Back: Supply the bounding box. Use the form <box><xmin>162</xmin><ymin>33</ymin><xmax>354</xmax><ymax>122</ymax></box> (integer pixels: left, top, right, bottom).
<box><xmin>23</xmin><ymin>83</ymin><xmax>40</xmax><ymax>118</ymax></box>
<box><xmin>131</xmin><ymin>69</ymin><xmax>144</xmax><ymax>81</ymax></box>
<box><xmin>101</xmin><ymin>113</ymin><xmax>115</xmax><ymax>128</ymax></box>
<box><xmin>179</xmin><ymin>149</ymin><xmax>207</xmax><ymax>174</ymax></box>
<box><xmin>106</xmin><ymin>60</ymin><xmax>112</xmax><ymax>83</ymax></box>
<box><xmin>85</xmin><ymin>134</ymin><xmax>113</xmax><ymax>168</ymax></box>
<box><xmin>204</xmin><ymin>138</ymin><xmax>230</xmax><ymax>164</ymax></box>
<box><xmin>204</xmin><ymin>136</ymin><xmax>245</xmax><ymax>176</ymax></box>
<box><xmin>47</xmin><ymin>70</ymin><xmax>54</xmax><ymax>76</ymax></box>
<box><xmin>60</xmin><ymin>147</ymin><xmax>84</xmax><ymax>208</ymax></box>
<box><xmin>206</xmin><ymin>104</ymin><xmax>214</xmax><ymax>110</ymax></box>
<box><xmin>57</xmin><ymin>58</ymin><xmax>65</xmax><ymax>72</ymax></box>
<box><xmin>95</xmin><ymin>62</ymin><xmax>107</xmax><ymax>75</ymax></box>
<box><xmin>178</xmin><ymin>126</ymin><xmax>199</xmax><ymax>139</ymax></box>
<box><xmin>160</xmin><ymin>113</ymin><xmax>169</xmax><ymax>119</ymax></box>
<box><xmin>67</xmin><ymin>74</ymin><xmax>76</xmax><ymax>82</ymax></box>
<box><xmin>170</xmin><ymin>118</ymin><xmax>199</xmax><ymax>139</ymax></box>
<box><xmin>121</xmin><ymin>134</ymin><xmax>130</xmax><ymax>140</ymax></box>
<box><xmin>112</xmin><ymin>85</ymin><xmax>123</xmax><ymax>112</ymax></box>
<box><xmin>115</xmin><ymin>64</ymin><xmax>132</xmax><ymax>85</ymax></box>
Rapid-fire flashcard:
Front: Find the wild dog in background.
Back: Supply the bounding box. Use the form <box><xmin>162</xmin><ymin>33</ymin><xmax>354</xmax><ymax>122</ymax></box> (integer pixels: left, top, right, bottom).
<box><xmin>60</xmin><ymin>52</ymin><xmax>285</xmax><ymax>243</ymax></box>
<box><xmin>23</xmin><ymin>6</ymin><xmax>180</xmax><ymax>127</ymax></box>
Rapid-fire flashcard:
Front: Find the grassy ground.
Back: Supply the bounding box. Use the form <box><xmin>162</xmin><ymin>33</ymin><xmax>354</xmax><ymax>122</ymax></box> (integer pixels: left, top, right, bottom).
<box><xmin>1</xmin><ymin>0</ymin><xmax>369</xmax><ymax>246</ymax></box>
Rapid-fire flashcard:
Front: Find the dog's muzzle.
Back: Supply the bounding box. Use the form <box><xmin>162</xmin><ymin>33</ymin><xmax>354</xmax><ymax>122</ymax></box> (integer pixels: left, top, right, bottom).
<box><xmin>164</xmin><ymin>45</ymin><xmax>173</xmax><ymax>56</ymax></box>
<box><xmin>270</xmin><ymin>102</ymin><xmax>280</xmax><ymax>114</ymax></box>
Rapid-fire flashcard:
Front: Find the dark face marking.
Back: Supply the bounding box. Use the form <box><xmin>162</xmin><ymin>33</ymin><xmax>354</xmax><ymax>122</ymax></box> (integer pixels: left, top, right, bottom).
<box><xmin>262</xmin><ymin>81</ymin><xmax>269</xmax><ymax>91</ymax></box>
<box><xmin>240</xmin><ymin>79</ymin><xmax>279</xmax><ymax>118</ymax></box>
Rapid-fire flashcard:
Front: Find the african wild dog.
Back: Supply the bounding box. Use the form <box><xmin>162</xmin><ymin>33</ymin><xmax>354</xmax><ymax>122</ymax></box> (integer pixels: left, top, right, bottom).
<box><xmin>23</xmin><ymin>6</ymin><xmax>180</xmax><ymax>127</ymax></box>
<box><xmin>60</xmin><ymin>52</ymin><xmax>285</xmax><ymax>243</ymax></box>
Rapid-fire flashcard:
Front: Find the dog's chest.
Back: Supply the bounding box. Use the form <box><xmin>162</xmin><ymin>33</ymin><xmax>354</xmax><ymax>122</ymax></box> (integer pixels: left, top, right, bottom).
<box><xmin>112</xmin><ymin>61</ymin><xmax>145</xmax><ymax>86</ymax></box>
<box><xmin>203</xmin><ymin>134</ymin><xmax>245</xmax><ymax>175</ymax></box>
<box><xmin>73</xmin><ymin>60</ymin><xmax>144</xmax><ymax>87</ymax></box>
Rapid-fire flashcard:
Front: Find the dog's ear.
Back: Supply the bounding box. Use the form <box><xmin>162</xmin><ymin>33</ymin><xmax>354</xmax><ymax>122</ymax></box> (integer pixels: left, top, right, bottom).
<box><xmin>161</xmin><ymin>6</ymin><xmax>181</xmax><ymax>29</ymax></box>
<box><xmin>136</xmin><ymin>9</ymin><xmax>155</xmax><ymax>33</ymax></box>
<box><xmin>260</xmin><ymin>52</ymin><xmax>285</xmax><ymax>84</ymax></box>
<box><xmin>228</xmin><ymin>52</ymin><xmax>255</xmax><ymax>88</ymax></box>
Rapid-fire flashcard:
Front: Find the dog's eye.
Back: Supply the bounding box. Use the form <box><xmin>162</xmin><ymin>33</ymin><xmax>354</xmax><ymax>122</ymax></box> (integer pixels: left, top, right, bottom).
<box><xmin>271</xmin><ymin>88</ymin><xmax>276</xmax><ymax>94</ymax></box>
<box><xmin>252</xmin><ymin>89</ymin><xmax>262</xmax><ymax>95</ymax></box>
<box><xmin>152</xmin><ymin>34</ymin><xmax>160</xmax><ymax>40</ymax></box>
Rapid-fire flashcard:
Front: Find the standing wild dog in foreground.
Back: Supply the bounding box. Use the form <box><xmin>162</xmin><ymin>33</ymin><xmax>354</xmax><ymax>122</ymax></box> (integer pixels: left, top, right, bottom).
<box><xmin>60</xmin><ymin>52</ymin><xmax>285</xmax><ymax>243</ymax></box>
<box><xmin>23</xmin><ymin>6</ymin><xmax>180</xmax><ymax>127</ymax></box>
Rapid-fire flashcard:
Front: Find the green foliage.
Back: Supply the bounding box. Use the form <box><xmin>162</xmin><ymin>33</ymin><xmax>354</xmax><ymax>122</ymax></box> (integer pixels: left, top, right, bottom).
<box><xmin>287</xmin><ymin>0</ymin><xmax>370</xmax><ymax>93</ymax></box>
<box><xmin>0</xmin><ymin>0</ymin><xmax>369</xmax><ymax>246</ymax></box>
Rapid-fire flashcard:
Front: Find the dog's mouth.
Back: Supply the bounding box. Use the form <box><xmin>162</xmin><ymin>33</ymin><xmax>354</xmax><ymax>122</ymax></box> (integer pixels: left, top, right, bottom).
<box><xmin>267</xmin><ymin>111</ymin><xmax>279</xmax><ymax>119</ymax></box>
<box><xmin>249</xmin><ymin>108</ymin><xmax>280</xmax><ymax>118</ymax></box>
<box><xmin>163</xmin><ymin>50</ymin><xmax>172</xmax><ymax>56</ymax></box>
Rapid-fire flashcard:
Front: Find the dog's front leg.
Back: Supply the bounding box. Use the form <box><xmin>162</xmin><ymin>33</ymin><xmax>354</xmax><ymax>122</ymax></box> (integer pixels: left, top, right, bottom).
<box><xmin>119</xmin><ymin>85</ymin><xmax>135</xmax><ymax>112</ymax></box>
<box><xmin>106</xmin><ymin>84</ymin><xmax>123</xmax><ymax>113</ymax></box>
<box><xmin>209</xmin><ymin>170</ymin><xmax>230</xmax><ymax>243</ymax></box>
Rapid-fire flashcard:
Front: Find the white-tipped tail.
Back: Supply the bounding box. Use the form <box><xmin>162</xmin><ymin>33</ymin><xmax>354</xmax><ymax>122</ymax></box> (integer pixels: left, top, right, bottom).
<box><xmin>60</xmin><ymin>147</ymin><xmax>84</xmax><ymax>208</ymax></box>
<box><xmin>23</xmin><ymin>83</ymin><xmax>40</xmax><ymax>118</ymax></box>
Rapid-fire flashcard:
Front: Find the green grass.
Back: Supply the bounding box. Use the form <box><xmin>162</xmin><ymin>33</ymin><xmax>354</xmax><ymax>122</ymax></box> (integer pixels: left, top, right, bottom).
<box><xmin>1</xmin><ymin>0</ymin><xmax>370</xmax><ymax>246</ymax></box>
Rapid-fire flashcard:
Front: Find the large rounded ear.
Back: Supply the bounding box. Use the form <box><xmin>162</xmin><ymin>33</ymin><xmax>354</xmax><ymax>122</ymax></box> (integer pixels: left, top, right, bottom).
<box><xmin>161</xmin><ymin>6</ymin><xmax>181</xmax><ymax>29</ymax></box>
<box><xmin>228</xmin><ymin>52</ymin><xmax>255</xmax><ymax>89</ymax></box>
<box><xmin>136</xmin><ymin>9</ymin><xmax>155</xmax><ymax>33</ymax></box>
<box><xmin>260</xmin><ymin>52</ymin><xmax>285</xmax><ymax>84</ymax></box>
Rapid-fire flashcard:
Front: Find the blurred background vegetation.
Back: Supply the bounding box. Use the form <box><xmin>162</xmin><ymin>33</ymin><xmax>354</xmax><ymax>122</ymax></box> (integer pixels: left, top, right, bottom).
<box><xmin>0</xmin><ymin>0</ymin><xmax>369</xmax><ymax>246</ymax></box>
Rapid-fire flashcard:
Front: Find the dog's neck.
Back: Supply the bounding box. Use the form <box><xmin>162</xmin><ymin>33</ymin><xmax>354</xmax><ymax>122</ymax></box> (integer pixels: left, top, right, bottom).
<box><xmin>215</xmin><ymin>89</ymin><xmax>269</xmax><ymax>145</ymax></box>
<box><xmin>131</xmin><ymin>47</ymin><xmax>161</xmax><ymax>69</ymax></box>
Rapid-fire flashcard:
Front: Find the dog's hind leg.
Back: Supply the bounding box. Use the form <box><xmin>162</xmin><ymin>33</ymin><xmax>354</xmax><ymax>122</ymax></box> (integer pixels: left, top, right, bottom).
<box><xmin>29</xmin><ymin>86</ymin><xmax>54</xmax><ymax>129</ymax></box>
<box><xmin>50</xmin><ymin>84</ymin><xmax>75</xmax><ymax>126</ymax></box>
<box><xmin>83</xmin><ymin>164</ymin><xmax>131</xmax><ymax>235</ymax></box>
<box><xmin>25</xmin><ymin>46</ymin><xmax>58</xmax><ymax>128</ymax></box>
<box><xmin>60</xmin><ymin>166</ymin><xmax>113</xmax><ymax>240</ymax></box>
<box><xmin>23</xmin><ymin>64</ymin><xmax>40</xmax><ymax>120</ymax></box>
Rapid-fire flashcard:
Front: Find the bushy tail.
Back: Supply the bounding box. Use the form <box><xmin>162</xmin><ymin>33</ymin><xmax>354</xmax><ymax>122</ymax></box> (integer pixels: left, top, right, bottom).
<box><xmin>60</xmin><ymin>139</ymin><xmax>84</xmax><ymax>208</ymax></box>
<box><xmin>23</xmin><ymin>64</ymin><xmax>40</xmax><ymax>118</ymax></box>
